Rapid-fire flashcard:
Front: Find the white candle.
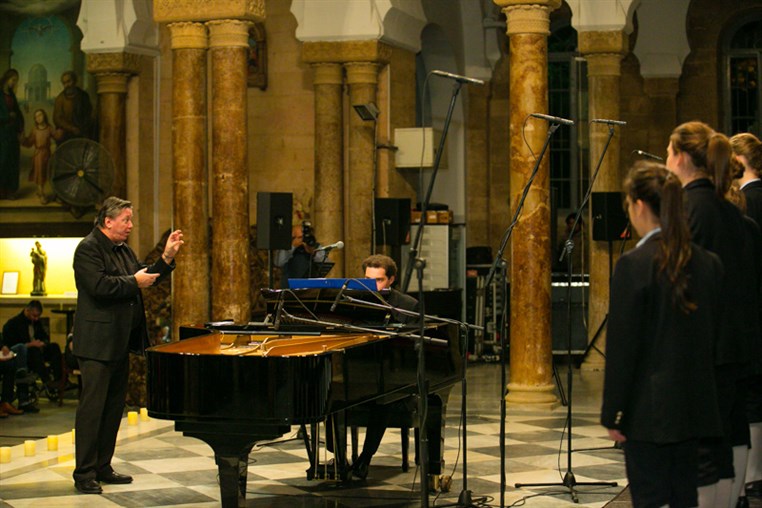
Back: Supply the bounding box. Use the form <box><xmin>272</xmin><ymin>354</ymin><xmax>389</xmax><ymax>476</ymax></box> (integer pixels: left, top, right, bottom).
<box><xmin>24</xmin><ymin>440</ymin><xmax>36</xmax><ymax>456</ymax></box>
<box><xmin>71</xmin><ymin>428</ymin><xmax>76</xmax><ymax>444</ymax></box>
<box><xmin>127</xmin><ymin>411</ymin><xmax>138</xmax><ymax>425</ymax></box>
<box><xmin>139</xmin><ymin>407</ymin><xmax>149</xmax><ymax>421</ymax></box>
<box><xmin>47</xmin><ymin>435</ymin><xmax>59</xmax><ymax>451</ymax></box>
<box><xmin>0</xmin><ymin>446</ymin><xmax>10</xmax><ymax>463</ymax></box>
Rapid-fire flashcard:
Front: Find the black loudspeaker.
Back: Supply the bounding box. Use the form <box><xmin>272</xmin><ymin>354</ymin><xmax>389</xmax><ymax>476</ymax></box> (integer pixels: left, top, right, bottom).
<box><xmin>551</xmin><ymin>282</ymin><xmax>588</xmax><ymax>354</ymax></box>
<box><xmin>256</xmin><ymin>192</ymin><xmax>292</xmax><ymax>250</ymax></box>
<box><xmin>375</xmin><ymin>198</ymin><xmax>411</xmax><ymax>246</ymax></box>
<box><xmin>592</xmin><ymin>191</ymin><xmax>629</xmax><ymax>242</ymax></box>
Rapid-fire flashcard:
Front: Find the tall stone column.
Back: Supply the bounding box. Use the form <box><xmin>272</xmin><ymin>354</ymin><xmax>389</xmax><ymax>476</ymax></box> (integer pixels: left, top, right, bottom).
<box><xmin>466</xmin><ymin>84</ymin><xmax>491</xmax><ymax>246</ymax></box>
<box><xmin>496</xmin><ymin>0</ymin><xmax>560</xmax><ymax>407</ymax></box>
<box><xmin>579</xmin><ymin>31</ymin><xmax>627</xmax><ymax>371</ymax></box>
<box><xmin>643</xmin><ymin>78</ymin><xmax>679</xmax><ymax>156</ymax></box>
<box><xmin>87</xmin><ymin>52</ymin><xmax>140</xmax><ymax>200</ymax></box>
<box><xmin>207</xmin><ymin>20</ymin><xmax>252</xmax><ymax>322</ymax></box>
<box><xmin>312</xmin><ymin>63</ymin><xmax>345</xmax><ymax>276</ymax></box>
<box><xmin>166</xmin><ymin>21</ymin><xmax>210</xmax><ymax>334</ymax></box>
<box><xmin>345</xmin><ymin>62</ymin><xmax>379</xmax><ymax>277</ymax></box>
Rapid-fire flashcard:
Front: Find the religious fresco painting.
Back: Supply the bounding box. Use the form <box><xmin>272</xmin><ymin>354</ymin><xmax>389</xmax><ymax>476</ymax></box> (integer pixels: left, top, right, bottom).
<box><xmin>0</xmin><ymin>0</ymin><xmax>97</xmax><ymax>222</ymax></box>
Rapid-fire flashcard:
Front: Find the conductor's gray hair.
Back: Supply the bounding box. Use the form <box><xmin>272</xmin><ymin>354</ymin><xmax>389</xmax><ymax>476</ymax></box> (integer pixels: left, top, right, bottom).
<box><xmin>95</xmin><ymin>196</ymin><xmax>132</xmax><ymax>227</ymax></box>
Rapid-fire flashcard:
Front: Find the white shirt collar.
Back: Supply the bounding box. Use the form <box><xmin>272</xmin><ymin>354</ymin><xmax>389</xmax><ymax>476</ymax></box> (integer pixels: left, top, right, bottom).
<box><xmin>636</xmin><ymin>227</ymin><xmax>661</xmax><ymax>248</ymax></box>
<box><xmin>740</xmin><ymin>178</ymin><xmax>761</xmax><ymax>190</ymax></box>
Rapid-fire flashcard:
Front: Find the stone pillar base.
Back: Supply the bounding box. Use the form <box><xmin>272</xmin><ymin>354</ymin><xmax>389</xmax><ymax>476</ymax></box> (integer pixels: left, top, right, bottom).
<box><xmin>505</xmin><ymin>382</ymin><xmax>559</xmax><ymax>409</ymax></box>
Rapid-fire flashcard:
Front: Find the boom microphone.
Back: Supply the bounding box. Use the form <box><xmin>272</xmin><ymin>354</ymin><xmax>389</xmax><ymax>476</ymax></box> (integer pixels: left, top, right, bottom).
<box><xmin>529</xmin><ymin>113</ymin><xmax>575</xmax><ymax>126</ymax></box>
<box><xmin>330</xmin><ymin>279</ymin><xmax>351</xmax><ymax>312</ymax></box>
<box><xmin>315</xmin><ymin>241</ymin><xmax>344</xmax><ymax>252</ymax></box>
<box><xmin>632</xmin><ymin>149</ymin><xmax>664</xmax><ymax>161</ymax></box>
<box><xmin>431</xmin><ymin>70</ymin><xmax>485</xmax><ymax>86</ymax></box>
<box><xmin>590</xmin><ymin>118</ymin><xmax>627</xmax><ymax>126</ymax></box>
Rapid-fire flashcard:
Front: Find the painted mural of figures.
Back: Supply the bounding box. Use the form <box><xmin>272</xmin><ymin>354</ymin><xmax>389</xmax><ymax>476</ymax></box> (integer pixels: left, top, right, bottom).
<box><xmin>30</xmin><ymin>241</ymin><xmax>47</xmax><ymax>296</ymax></box>
<box><xmin>0</xmin><ymin>69</ymin><xmax>24</xmax><ymax>200</ymax></box>
<box><xmin>53</xmin><ymin>71</ymin><xmax>93</xmax><ymax>144</ymax></box>
<box><xmin>22</xmin><ymin>109</ymin><xmax>62</xmax><ymax>204</ymax></box>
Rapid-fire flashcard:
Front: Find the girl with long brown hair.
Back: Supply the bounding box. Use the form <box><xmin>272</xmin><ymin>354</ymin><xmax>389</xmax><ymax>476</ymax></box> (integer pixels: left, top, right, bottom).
<box><xmin>602</xmin><ymin>161</ymin><xmax>723</xmax><ymax>508</ymax></box>
<box><xmin>668</xmin><ymin>121</ymin><xmax>754</xmax><ymax>507</ymax></box>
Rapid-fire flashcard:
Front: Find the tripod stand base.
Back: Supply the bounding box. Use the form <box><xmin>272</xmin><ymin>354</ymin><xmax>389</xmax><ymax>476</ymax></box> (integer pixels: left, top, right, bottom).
<box><xmin>515</xmin><ymin>471</ymin><xmax>618</xmax><ymax>503</ymax></box>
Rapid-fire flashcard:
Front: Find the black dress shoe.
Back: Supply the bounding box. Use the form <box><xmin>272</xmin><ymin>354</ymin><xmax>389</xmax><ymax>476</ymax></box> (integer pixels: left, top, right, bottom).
<box><xmin>74</xmin><ymin>479</ymin><xmax>103</xmax><ymax>494</ymax></box>
<box><xmin>747</xmin><ymin>480</ymin><xmax>762</xmax><ymax>497</ymax></box>
<box><xmin>97</xmin><ymin>471</ymin><xmax>133</xmax><ymax>484</ymax></box>
<box><xmin>352</xmin><ymin>458</ymin><xmax>369</xmax><ymax>480</ymax></box>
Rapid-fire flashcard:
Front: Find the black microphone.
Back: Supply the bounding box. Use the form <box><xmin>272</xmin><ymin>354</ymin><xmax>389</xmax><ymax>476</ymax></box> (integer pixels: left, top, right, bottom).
<box><xmin>330</xmin><ymin>279</ymin><xmax>351</xmax><ymax>312</ymax></box>
<box><xmin>431</xmin><ymin>70</ymin><xmax>485</xmax><ymax>86</ymax></box>
<box><xmin>315</xmin><ymin>240</ymin><xmax>344</xmax><ymax>252</ymax></box>
<box><xmin>529</xmin><ymin>113</ymin><xmax>575</xmax><ymax>126</ymax></box>
<box><xmin>590</xmin><ymin>118</ymin><xmax>627</xmax><ymax>126</ymax></box>
<box><xmin>632</xmin><ymin>149</ymin><xmax>664</xmax><ymax>161</ymax></box>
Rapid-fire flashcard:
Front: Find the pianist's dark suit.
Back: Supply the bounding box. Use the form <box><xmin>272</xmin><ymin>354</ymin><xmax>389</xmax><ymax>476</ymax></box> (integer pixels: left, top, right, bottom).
<box><xmin>602</xmin><ymin>233</ymin><xmax>723</xmax><ymax>506</ymax></box>
<box><xmin>72</xmin><ymin>227</ymin><xmax>174</xmax><ymax>483</ymax></box>
<box><xmin>352</xmin><ymin>288</ymin><xmax>420</xmax><ymax>478</ymax></box>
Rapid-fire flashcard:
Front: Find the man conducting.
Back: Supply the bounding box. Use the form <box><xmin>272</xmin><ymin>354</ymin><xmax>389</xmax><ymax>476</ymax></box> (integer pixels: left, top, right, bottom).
<box><xmin>71</xmin><ymin>196</ymin><xmax>183</xmax><ymax>495</ymax></box>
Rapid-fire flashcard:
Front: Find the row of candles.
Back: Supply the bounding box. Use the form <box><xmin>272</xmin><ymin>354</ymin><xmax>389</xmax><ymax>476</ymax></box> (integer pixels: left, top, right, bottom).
<box><xmin>0</xmin><ymin>407</ymin><xmax>149</xmax><ymax>464</ymax></box>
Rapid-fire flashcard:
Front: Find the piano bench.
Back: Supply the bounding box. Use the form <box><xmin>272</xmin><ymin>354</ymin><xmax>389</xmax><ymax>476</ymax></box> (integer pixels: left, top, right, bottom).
<box><xmin>348</xmin><ymin>411</ymin><xmax>418</xmax><ymax>472</ymax></box>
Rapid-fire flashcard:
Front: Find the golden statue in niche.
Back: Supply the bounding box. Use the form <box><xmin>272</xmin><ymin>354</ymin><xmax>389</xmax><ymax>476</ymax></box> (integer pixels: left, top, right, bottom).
<box><xmin>30</xmin><ymin>240</ymin><xmax>47</xmax><ymax>296</ymax></box>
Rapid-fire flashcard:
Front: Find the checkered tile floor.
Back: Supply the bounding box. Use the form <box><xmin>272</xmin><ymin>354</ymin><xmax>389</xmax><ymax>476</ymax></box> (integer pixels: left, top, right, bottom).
<box><xmin>0</xmin><ymin>364</ymin><xmax>629</xmax><ymax>507</ymax></box>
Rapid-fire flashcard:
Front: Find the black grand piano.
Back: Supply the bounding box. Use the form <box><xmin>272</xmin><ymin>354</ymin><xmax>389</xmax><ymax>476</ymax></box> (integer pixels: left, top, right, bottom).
<box><xmin>146</xmin><ymin>287</ymin><xmax>464</xmax><ymax>507</ymax></box>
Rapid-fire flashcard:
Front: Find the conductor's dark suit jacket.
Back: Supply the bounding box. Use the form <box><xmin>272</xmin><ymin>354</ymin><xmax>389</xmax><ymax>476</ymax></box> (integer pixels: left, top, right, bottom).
<box><xmin>72</xmin><ymin>227</ymin><xmax>174</xmax><ymax>361</ymax></box>
<box><xmin>601</xmin><ymin>234</ymin><xmax>723</xmax><ymax>443</ymax></box>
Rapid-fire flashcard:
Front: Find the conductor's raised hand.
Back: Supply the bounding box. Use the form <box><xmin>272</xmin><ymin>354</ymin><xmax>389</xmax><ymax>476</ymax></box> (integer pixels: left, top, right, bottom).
<box><xmin>135</xmin><ymin>268</ymin><xmax>160</xmax><ymax>288</ymax></box>
<box><xmin>162</xmin><ymin>229</ymin><xmax>184</xmax><ymax>263</ymax></box>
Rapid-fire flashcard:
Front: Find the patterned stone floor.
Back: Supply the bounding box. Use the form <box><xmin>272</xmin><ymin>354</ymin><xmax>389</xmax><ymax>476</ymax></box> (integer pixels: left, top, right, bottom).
<box><xmin>1</xmin><ymin>362</ymin><xmax>631</xmax><ymax>507</ymax></box>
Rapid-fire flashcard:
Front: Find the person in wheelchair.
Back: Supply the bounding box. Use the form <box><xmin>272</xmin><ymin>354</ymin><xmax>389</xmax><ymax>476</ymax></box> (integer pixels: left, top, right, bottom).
<box><xmin>2</xmin><ymin>300</ymin><xmax>63</xmax><ymax>411</ymax></box>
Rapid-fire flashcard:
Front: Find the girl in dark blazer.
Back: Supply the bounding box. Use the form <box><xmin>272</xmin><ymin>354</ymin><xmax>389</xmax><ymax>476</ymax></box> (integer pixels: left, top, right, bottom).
<box><xmin>602</xmin><ymin>162</ymin><xmax>723</xmax><ymax>508</ymax></box>
<box><xmin>730</xmin><ymin>132</ymin><xmax>762</xmax><ymax>504</ymax></box>
<box><xmin>668</xmin><ymin>121</ymin><xmax>753</xmax><ymax>507</ymax></box>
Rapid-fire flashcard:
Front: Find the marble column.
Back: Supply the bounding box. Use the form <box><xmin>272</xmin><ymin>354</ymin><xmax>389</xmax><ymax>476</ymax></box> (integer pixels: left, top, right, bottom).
<box><xmin>643</xmin><ymin>78</ymin><xmax>679</xmax><ymax>157</ymax></box>
<box><xmin>208</xmin><ymin>19</ymin><xmax>251</xmax><ymax>322</ymax></box>
<box><xmin>466</xmin><ymin>83</ymin><xmax>491</xmax><ymax>246</ymax></box>
<box><xmin>496</xmin><ymin>0</ymin><xmax>561</xmax><ymax>407</ymax></box>
<box><xmin>87</xmin><ymin>52</ymin><xmax>140</xmax><ymax>200</ymax></box>
<box><xmin>167</xmin><ymin>21</ymin><xmax>210</xmax><ymax>334</ymax></box>
<box><xmin>579</xmin><ymin>30</ymin><xmax>627</xmax><ymax>371</ymax></box>
<box><xmin>312</xmin><ymin>63</ymin><xmax>345</xmax><ymax>276</ymax></box>
<box><xmin>345</xmin><ymin>62</ymin><xmax>379</xmax><ymax>277</ymax></box>
<box><xmin>94</xmin><ymin>74</ymin><xmax>128</xmax><ymax>198</ymax></box>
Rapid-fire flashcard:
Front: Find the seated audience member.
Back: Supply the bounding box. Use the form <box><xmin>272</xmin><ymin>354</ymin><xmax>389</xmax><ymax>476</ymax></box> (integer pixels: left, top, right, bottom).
<box><xmin>2</xmin><ymin>300</ymin><xmax>63</xmax><ymax>409</ymax></box>
<box><xmin>0</xmin><ymin>337</ymin><xmax>23</xmax><ymax>416</ymax></box>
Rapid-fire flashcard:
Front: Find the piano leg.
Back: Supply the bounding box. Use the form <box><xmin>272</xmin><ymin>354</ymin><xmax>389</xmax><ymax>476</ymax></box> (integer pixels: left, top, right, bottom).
<box><xmin>216</xmin><ymin>452</ymin><xmax>252</xmax><ymax>507</ymax></box>
<box><xmin>426</xmin><ymin>394</ymin><xmax>444</xmax><ymax>476</ymax></box>
<box><xmin>177</xmin><ymin>423</ymin><xmax>288</xmax><ymax>508</ymax></box>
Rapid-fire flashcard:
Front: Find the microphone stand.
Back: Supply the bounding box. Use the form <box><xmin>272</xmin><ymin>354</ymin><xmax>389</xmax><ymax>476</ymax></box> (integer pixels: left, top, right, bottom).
<box><xmin>396</xmin><ymin>78</ymin><xmax>463</xmax><ymax>507</ymax></box>
<box><xmin>482</xmin><ymin>120</ymin><xmax>562</xmax><ymax>508</ymax></box>
<box><xmin>401</xmin><ymin>81</ymin><xmax>462</xmax><ymax>294</ymax></box>
<box><xmin>514</xmin><ymin>124</ymin><xmax>620</xmax><ymax>502</ymax></box>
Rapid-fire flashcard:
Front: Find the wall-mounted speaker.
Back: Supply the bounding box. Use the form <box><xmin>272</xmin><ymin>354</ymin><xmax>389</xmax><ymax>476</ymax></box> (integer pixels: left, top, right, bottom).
<box><xmin>374</xmin><ymin>198</ymin><xmax>411</xmax><ymax>246</ymax></box>
<box><xmin>591</xmin><ymin>192</ymin><xmax>629</xmax><ymax>242</ymax></box>
<box><xmin>256</xmin><ymin>192</ymin><xmax>292</xmax><ymax>250</ymax></box>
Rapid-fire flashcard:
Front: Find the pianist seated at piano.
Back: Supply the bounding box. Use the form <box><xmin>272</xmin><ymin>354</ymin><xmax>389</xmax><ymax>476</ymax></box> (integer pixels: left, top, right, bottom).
<box><xmin>350</xmin><ymin>254</ymin><xmax>420</xmax><ymax>479</ymax></box>
<box><xmin>273</xmin><ymin>222</ymin><xmax>327</xmax><ymax>288</ymax></box>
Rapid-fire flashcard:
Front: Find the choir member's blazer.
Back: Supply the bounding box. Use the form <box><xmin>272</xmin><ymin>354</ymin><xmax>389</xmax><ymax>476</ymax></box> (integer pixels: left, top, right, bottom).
<box><xmin>601</xmin><ymin>233</ymin><xmax>723</xmax><ymax>443</ymax></box>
